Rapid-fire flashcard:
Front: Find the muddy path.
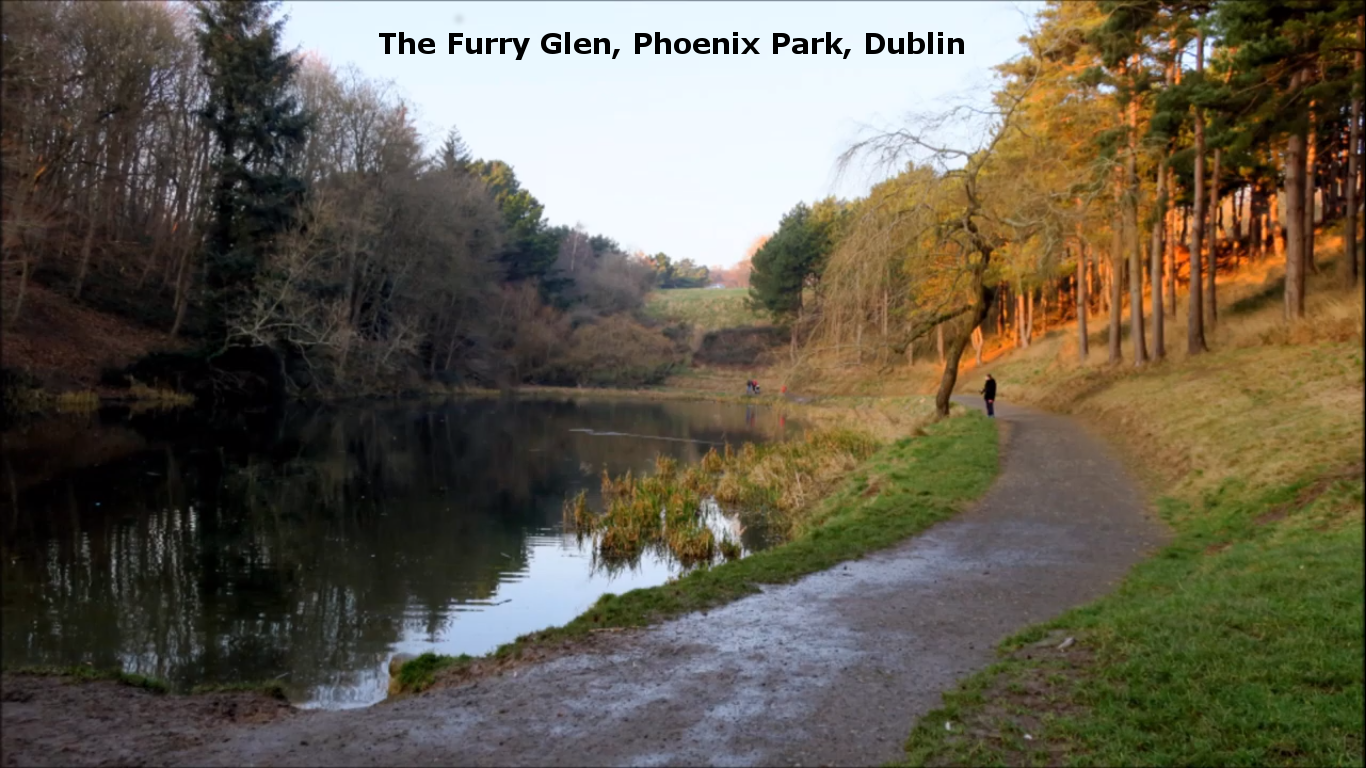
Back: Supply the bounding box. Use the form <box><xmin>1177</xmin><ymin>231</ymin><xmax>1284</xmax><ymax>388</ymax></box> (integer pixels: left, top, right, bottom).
<box><xmin>1</xmin><ymin>402</ymin><xmax>1167</xmax><ymax>767</ymax></box>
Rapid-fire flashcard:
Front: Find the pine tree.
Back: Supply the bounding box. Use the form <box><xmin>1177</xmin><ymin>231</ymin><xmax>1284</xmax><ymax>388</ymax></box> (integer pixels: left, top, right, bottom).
<box><xmin>747</xmin><ymin>202</ymin><xmax>840</xmax><ymax>322</ymax></box>
<box><xmin>195</xmin><ymin>0</ymin><xmax>310</xmax><ymax>346</ymax></box>
<box><xmin>438</xmin><ymin>126</ymin><xmax>473</xmax><ymax>175</ymax></box>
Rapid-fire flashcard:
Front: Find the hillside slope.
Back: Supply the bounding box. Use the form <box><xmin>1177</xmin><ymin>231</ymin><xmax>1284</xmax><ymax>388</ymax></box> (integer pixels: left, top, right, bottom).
<box><xmin>896</xmin><ymin>254</ymin><xmax>1364</xmax><ymax>765</ymax></box>
<box><xmin>1</xmin><ymin>283</ymin><xmax>185</xmax><ymax>392</ymax></box>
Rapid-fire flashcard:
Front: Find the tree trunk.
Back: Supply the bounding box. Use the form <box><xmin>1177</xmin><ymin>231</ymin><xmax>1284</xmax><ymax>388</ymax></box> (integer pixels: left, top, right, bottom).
<box><xmin>934</xmin><ymin>281</ymin><xmax>996</xmax><ymax>417</ymax></box>
<box><xmin>936</xmin><ymin>323</ymin><xmax>945</xmax><ymax>367</ymax></box>
<box><xmin>10</xmin><ymin>258</ymin><xmax>30</xmax><ymax>324</ymax></box>
<box><xmin>1305</xmin><ymin>105</ymin><xmax>1317</xmax><ymax>274</ymax></box>
<box><xmin>1077</xmin><ymin>238</ymin><xmax>1089</xmax><ymax>360</ymax></box>
<box><xmin>1015</xmin><ymin>293</ymin><xmax>1025</xmax><ymax>349</ymax></box>
<box><xmin>1126</xmin><ymin>92</ymin><xmax>1147</xmax><ymax>366</ymax></box>
<box><xmin>1166</xmin><ymin>187</ymin><xmax>1179</xmax><ymax>315</ymax></box>
<box><xmin>1188</xmin><ymin>29</ymin><xmax>1208</xmax><ymax>354</ymax></box>
<box><xmin>1250</xmin><ymin>186</ymin><xmax>1265</xmax><ymax>261</ymax></box>
<box><xmin>1151</xmin><ymin>158</ymin><xmax>1167</xmax><ymax>360</ymax></box>
<box><xmin>1284</xmin><ymin>81</ymin><xmax>1308</xmax><ymax>320</ymax></box>
<box><xmin>1344</xmin><ymin>16</ymin><xmax>1362</xmax><ymax>289</ymax></box>
<box><xmin>72</xmin><ymin>198</ymin><xmax>98</xmax><ymax>301</ymax></box>
<box><xmin>972</xmin><ymin>326</ymin><xmax>984</xmax><ymax>366</ymax></box>
<box><xmin>1024</xmin><ymin>289</ymin><xmax>1033</xmax><ymax>348</ymax></box>
<box><xmin>1231</xmin><ymin>186</ymin><xmax>1243</xmax><ymax>258</ymax></box>
<box><xmin>1109</xmin><ymin>178</ymin><xmax>1124</xmax><ymax>365</ymax></box>
<box><xmin>1207</xmin><ymin>147</ymin><xmax>1221</xmax><ymax>332</ymax></box>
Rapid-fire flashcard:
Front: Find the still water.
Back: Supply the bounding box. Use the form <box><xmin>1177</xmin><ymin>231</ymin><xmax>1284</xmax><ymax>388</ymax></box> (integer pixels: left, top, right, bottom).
<box><xmin>0</xmin><ymin>397</ymin><xmax>791</xmax><ymax>708</ymax></box>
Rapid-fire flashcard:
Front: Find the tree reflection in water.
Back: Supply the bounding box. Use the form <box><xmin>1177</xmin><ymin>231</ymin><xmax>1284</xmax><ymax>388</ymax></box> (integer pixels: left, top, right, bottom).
<box><xmin>1</xmin><ymin>398</ymin><xmax>787</xmax><ymax>708</ymax></box>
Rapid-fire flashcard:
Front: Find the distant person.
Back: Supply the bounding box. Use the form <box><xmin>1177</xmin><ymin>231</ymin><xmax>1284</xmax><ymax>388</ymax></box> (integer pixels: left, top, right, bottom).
<box><xmin>980</xmin><ymin>374</ymin><xmax>996</xmax><ymax>418</ymax></box>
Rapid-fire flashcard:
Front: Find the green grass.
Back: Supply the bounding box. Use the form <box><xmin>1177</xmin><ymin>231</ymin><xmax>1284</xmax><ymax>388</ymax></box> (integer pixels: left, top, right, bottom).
<box><xmin>898</xmin><ymin>278</ymin><xmax>1365</xmax><ymax>766</ymax></box>
<box><xmin>392</xmin><ymin>653</ymin><xmax>472</xmax><ymax>694</ymax></box>
<box><xmin>902</xmin><ymin>478</ymin><xmax>1363</xmax><ymax>768</ymax></box>
<box><xmin>645</xmin><ymin>287</ymin><xmax>767</xmax><ymax>331</ymax></box>
<box><xmin>5</xmin><ymin>666</ymin><xmax>297</xmax><ymax>702</ymax></box>
<box><xmin>6</xmin><ymin>665</ymin><xmax>171</xmax><ymax>694</ymax></box>
<box><xmin>189</xmin><ymin>681</ymin><xmax>290</xmax><ymax>700</ymax></box>
<box><xmin>392</xmin><ymin>412</ymin><xmax>999</xmax><ymax>694</ymax></box>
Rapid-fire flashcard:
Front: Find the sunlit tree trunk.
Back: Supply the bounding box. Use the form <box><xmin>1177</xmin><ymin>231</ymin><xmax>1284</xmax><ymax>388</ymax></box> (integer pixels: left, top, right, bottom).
<box><xmin>1188</xmin><ymin>29</ymin><xmax>1208</xmax><ymax>354</ymax></box>
<box><xmin>1126</xmin><ymin>91</ymin><xmax>1146</xmax><ymax>366</ymax></box>
<box><xmin>1150</xmin><ymin>158</ymin><xmax>1167</xmax><ymax>359</ymax></box>
<box><xmin>1109</xmin><ymin>181</ymin><xmax>1124</xmax><ymax>363</ymax></box>
<box><xmin>1345</xmin><ymin>16</ymin><xmax>1363</xmax><ymax>289</ymax></box>
<box><xmin>1076</xmin><ymin>237</ymin><xmax>1089</xmax><ymax>361</ymax></box>
<box><xmin>1165</xmin><ymin>171</ymin><xmax>1178</xmax><ymax>316</ymax></box>
<box><xmin>1304</xmin><ymin>105</ymin><xmax>1317</xmax><ymax>275</ymax></box>
<box><xmin>1207</xmin><ymin>147</ymin><xmax>1221</xmax><ymax>332</ymax></box>
<box><xmin>1284</xmin><ymin>75</ymin><xmax>1308</xmax><ymax>320</ymax></box>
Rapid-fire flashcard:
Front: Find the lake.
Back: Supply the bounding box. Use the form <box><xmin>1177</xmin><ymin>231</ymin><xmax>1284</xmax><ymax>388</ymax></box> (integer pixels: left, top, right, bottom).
<box><xmin>0</xmin><ymin>397</ymin><xmax>792</xmax><ymax>708</ymax></box>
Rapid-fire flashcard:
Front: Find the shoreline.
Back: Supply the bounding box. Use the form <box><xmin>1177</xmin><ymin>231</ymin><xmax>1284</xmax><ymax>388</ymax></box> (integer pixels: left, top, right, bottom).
<box><xmin>2</xmin><ymin>403</ymin><xmax>995</xmax><ymax>714</ymax></box>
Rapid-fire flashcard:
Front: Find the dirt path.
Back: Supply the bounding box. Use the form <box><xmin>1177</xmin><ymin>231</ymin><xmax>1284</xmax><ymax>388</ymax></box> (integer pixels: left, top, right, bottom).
<box><xmin>2</xmin><ymin>401</ymin><xmax>1167</xmax><ymax>767</ymax></box>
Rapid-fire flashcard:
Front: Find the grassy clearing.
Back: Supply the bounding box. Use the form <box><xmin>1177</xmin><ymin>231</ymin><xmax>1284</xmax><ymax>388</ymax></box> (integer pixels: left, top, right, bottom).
<box><xmin>645</xmin><ymin>287</ymin><xmax>767</xmax><ymax>332</ymax></box>
<box><xmin>898</xmin><ymin>254</ymin><xmax>1364</xmax><ymax>766</ymax></box>
<box><xmin>393</xmin><ymin>408</ymin><xmax>998</xmax><ymax>695</ymax></box>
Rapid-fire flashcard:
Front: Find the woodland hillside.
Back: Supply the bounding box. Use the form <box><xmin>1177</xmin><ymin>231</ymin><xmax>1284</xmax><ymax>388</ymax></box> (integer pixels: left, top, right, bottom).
<box><xmin>737</xmin><ymin>0</ymin><xmax>1362</xmax><ymax>416</ymax></box>
<box><xmin>0</xmin><ymin>0</ymin><xmax>718</xmax><ymax>404</ymax></box>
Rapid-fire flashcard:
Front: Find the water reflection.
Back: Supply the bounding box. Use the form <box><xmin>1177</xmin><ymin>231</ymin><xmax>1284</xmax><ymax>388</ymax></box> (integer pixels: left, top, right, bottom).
<box><xmin>0</xmin><ymin>397</ymin><xmax>789</xmax><ymax>708</ymax></box>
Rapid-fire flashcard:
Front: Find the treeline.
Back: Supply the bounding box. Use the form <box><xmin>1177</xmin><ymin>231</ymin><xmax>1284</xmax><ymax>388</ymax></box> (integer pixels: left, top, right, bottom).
<box><xmin>0</xmin><ymin>0</ymin><xmax>689</xmax><ymax>401</ymax></box>
<box><xmin>747</xmin><ymin>0</ymin><xmax>1363</xmax><ymax>414</ymax></box>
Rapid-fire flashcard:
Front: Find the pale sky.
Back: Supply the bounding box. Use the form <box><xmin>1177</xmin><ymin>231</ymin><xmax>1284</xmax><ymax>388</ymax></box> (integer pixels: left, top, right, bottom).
<box><xmin>279</xmin><ymin>1</ymin><xmax>1042</xmax><ymax>269</ymax></box>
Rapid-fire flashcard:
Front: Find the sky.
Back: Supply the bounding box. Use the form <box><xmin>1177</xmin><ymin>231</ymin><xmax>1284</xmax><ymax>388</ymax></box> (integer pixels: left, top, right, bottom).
<box><xmin>279</xmin><ymin>1</ymin><xmax>1043</xmax><ymax>269</ymax></box>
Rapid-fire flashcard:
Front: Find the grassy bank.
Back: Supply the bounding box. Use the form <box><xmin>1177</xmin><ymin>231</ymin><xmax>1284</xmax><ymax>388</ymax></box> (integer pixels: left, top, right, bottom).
<box><xmin>4</xmin><ymin>666</ymin><xmax>171</xmax><ymax>694</ymax></box>
<box><xmin>898</xmin><ymin>263</ymin><xmax>1364</xmax><ymax>765</ymax></box>
<box><xmin>394</xmin><ymin>407</ymin><xmax>999</xmax><ymax>695</ymax></box>
<box><xmin>2</xmin><ymin>665</ymin><xmax>291</xmax><ymax>701</ymax></box>
<box><xmin>645</xmin><ymin>287</ymin><xmax>766</xmax><ymax>332</ymax></box>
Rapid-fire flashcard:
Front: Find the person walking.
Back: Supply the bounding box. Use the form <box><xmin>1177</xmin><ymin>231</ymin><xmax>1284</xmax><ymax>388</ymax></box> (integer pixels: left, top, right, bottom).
<box><xmin>981</xmin><ymin>374</ymin><xmax>997</xmax><ymax>418</ymax></box>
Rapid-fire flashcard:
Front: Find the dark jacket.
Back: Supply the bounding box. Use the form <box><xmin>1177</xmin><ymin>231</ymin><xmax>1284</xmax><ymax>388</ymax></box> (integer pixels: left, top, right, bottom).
<box><xmin>983</xmin><ymin>379</ymin><xmax>997</xmax><ymax>400</ymax></box>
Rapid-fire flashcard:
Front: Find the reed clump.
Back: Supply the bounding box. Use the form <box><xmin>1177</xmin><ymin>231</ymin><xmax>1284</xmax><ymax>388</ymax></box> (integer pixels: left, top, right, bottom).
<box><xmin>565</xmin><ymin>427</ymin><xmax>882</xmax><ymax>567</ymax></box>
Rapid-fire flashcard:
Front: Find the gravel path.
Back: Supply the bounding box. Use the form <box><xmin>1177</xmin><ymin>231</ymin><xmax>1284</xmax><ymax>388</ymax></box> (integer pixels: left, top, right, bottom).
<box><xmin>3</xmin><ymin>401</ymin><xmax>1167</xmax><ymax>767</ymax></box>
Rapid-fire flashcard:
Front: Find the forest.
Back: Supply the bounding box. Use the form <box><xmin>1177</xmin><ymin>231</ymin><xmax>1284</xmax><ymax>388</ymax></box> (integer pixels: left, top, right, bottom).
<box><xmin>747</xmin><ymin>0</ymin><xmax>1363</xmax><ymax>414</ymax></box>
<box><xmin>2</xmin><ymin>0</ymin><xmax>1362</xmax><ymax>412</ymax></box>
<box><xmin>0</xmin><ymin>0</ymin><xmax>717</xmax><ymax>405</ymax></box>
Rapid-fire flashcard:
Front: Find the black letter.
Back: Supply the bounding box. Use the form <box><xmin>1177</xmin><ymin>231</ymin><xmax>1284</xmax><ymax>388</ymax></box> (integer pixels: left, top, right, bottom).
<box><xmin>448</xmin><ymin>33</ymin><xmax>463</xmax><ymax>54</ymax></box>
<box><xmin>741</xmin><ymin>36</ymin><xmax>759</xmax><ymax>54</ymax></box>
<box><xmin>947</xmin><ymin>37</ymin><xmax>963</xmax><ymax>54</ymax></box>
<box><xmin>398</xmin><ymin>32</ymin><xmax>416</xmax><ymax>54</ymax></box>
<box><xmin>772</xmin><ymin>33</ymin><xmax>790</xmax><ymax>54</ymax></box>
<box><xmin>635</xmin><ymin>32</ymin><xmax>651</xmax><ymax>54</ymax></box>
<box><xmin>419</xmin><ymin>37</ymin><xmax>435</xmax><ymax>54</ymax></box>
<box><xmin>865</xmin><ymin>33</ymin><xmax>884</xmax><ymax>54</ymax></box>
<box><xmin>379</xmin><ymin>33</ymin><xmax>396</xmax><ymax>54</ymax></box>
<box><xmin>542</xmin><ymin>32</ymin><xmax>561</xmax><ymax>54</ymax></box>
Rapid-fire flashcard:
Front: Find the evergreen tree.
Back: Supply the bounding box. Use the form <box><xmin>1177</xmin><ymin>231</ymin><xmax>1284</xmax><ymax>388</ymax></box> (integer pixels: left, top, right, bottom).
<box><xmin>195</xmin><ymin>0</ymin><xmax>310</xmax><ymax>346</ymax></box>
<box><xmin>472</xmin><ymin>159</ymin><xmax>560</xmax><ymax>283</ymax></box>
<box><xmin>438</xmin><ymin>126</ymin><xmax>473</xmax><ymax>175</ymax></box>
<box><xmin>748</xmin><ymin>200</ymin><xmax>845</xmax><ymax>322</ymax></box>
